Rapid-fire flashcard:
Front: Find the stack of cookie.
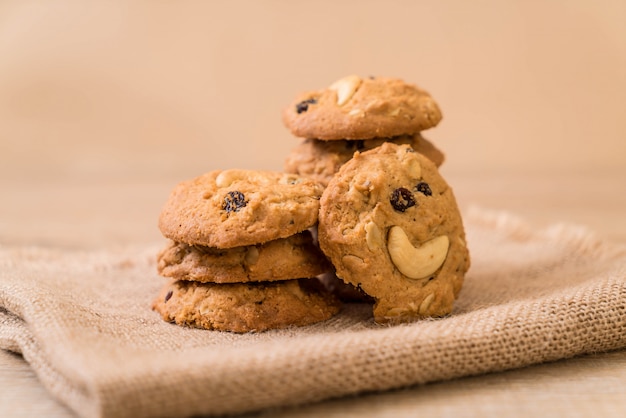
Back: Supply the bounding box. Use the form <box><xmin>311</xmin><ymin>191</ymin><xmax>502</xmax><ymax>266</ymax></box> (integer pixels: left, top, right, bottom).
<box><xmin>281</xmin><ymin>75</ymin><xmax>470</xmax><ymax>324</ymax></box>
<box><xmin>283</xmin><ymin>75</ymin><xmax>446</xmax><ymax>187</ymax></box>
<box><xmin>153</xmin><ymin>74</ymin><xmax>470</xmax><ymax>331</ymax></box>
<box><xmin>152</xmin><ymin>169</ymin><xmax>341</xmax><ymax>333</ymax></box>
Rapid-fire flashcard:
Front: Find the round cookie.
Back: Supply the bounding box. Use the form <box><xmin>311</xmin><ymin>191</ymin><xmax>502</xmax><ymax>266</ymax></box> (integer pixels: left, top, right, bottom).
<box><xmin>282</xmin><ymin>75</ymin><xmax>442</xmax><ymax>140</ymax></box>
<box><xmin>284</xmin><ymin>134</ymin><xmax>445</xmax><ymax>187</ymax></box>
<box><xmin>157</xmin><ymin>231</ymin><xmax>332</xmax><ymax>283</ymax></box>
<box><xmin>152</xmin><ymin>278</ymin><xmax>341</xmax><ymax>333</ymax></box>
<box><xmin>317</xmin><ymin>142</ymin><xmax>470</xmax><ymax>324</ymax></box>
<box><xmin>158</xmin><ymin>170</ymin><xmax>325</xmax><ymax>248</ymax></box>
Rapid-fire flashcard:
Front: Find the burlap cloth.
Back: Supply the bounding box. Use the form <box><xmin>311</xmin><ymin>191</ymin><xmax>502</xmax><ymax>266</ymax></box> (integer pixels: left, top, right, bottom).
<box><xmin>1</xmin><ymin>208</ymin><xmax>625</xmax><ymax>418</ymax></box>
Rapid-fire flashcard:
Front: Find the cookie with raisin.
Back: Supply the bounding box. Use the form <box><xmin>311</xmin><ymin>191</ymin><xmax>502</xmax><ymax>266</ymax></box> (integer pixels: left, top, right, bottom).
<box><xmin>158</xmin><ymin>170</ymin><xmax>325</xmax><ymax>248</ymax></box>
<box><xmin>152</xmin><ymin>278</ymin><xmax>341</xmax><ymax>333</ymax></box>
<box><xmin>317</xmin><ymin>142</ymin><xmax>470</xmax><ymax>324</ymax></box>
<box><xmin>284</xmin><ymin>134</ymin><xmax>445</xmax><ymax>187</ymax></box>
<box><xmin>282</xmin><ymin>75</ymin><xmax>442</xmax><ymax>140</ymax></box>
<box><xmin>157</xmin><ymin>230</ymin><xmax>331</xmax><ymax>283</ymax></box>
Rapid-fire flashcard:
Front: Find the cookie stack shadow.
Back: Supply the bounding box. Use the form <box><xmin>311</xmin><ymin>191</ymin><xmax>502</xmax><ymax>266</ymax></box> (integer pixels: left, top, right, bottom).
<box><xmin>152</xmin><ymin>74</ymin><xmax>470</xmax><ymax>332</ymax></box>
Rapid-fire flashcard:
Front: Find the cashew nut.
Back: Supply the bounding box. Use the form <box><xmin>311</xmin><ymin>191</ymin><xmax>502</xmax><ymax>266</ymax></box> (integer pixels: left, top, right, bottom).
<box><xmin>329</xmin><ymin>75</ymin><xmax>362</xmax><ymax>106</ymax></box>
<box><xmin>418</xmin><ymin>293</ymin><xmax>435</xmax><ymax>315</ymax></box>
<box><xmin>403</xmin><ymin>158</ymin><xmax>421</xmax><ymax>179</ymax></box>
<box><xmin>215</xmin><ymin>170</ymin><xmax>247</xmax><ymax>188</ymax></box>
<box><xmin>348</xmin><ymin>108</ymin><xmax>365</xmax><ymax>117</ymax></box>
<box><xmin>365</xmin><ymin>221</ymin><xmax>383</xmax><ymax>251</ymax></box>
<box><xmin>387</xmin><ymin>226</ymin><xmax>449</xmax><ymax>279</ymax></box>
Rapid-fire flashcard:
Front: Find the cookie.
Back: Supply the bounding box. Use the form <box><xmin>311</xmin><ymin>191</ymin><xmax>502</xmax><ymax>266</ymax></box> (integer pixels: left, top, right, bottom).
<box><xmin>158</xmin><ymin>170</ymin><xmax>325</xmax><ymax>248</ymax></box>
<box><xmin>157</xmin><ymin>231</ymin><xmax>332</xmax><ymax>283</ymax></box>
<box><xmin>152</xmin><ymin>278</ymin><xmax>341</xmax><ymax>333</ymax></box>
<box><xmin>317</xmin><ymin>142</ymin><xmax>470</xmax><ymax>324</ymax></box>
<box><xmin>282</xmin><ymin>75</ymin><xmax>442</xmax><ymax>140</ymax></box>
<box><xmin>284</xmin><ymin>134</ymin><xmax>445</xmax><ymax>187</ymax></box>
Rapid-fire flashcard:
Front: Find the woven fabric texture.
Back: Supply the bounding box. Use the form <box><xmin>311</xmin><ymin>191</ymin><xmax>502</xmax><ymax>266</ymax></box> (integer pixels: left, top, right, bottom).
<box><xmin>1</xmin><ymin>208</ymin><xmax>625</xmax><ymax>418</ymax></box>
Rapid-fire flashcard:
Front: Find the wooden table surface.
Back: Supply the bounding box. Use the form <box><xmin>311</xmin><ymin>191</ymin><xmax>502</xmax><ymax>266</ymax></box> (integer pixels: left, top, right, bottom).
<box><xmin>2</xmin><ymin>169</ymin><xmax>625</xmax><ymax>417</ymax></box>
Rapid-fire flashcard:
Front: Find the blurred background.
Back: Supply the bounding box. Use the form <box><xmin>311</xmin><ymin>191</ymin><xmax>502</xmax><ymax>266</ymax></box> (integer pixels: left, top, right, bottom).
<box><xmin>1</xmin><ymin>0</ymin><xmax>625</xmax><ymax>247</ymax></box>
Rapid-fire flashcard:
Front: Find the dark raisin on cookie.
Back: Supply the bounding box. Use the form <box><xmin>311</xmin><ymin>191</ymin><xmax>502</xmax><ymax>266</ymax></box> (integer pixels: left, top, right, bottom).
<box><xmin>390</xmin><ymin>187</ymin><xmax>416</xmax><ymax>212</ymax></box>
<box><xmin>164</xmin><ymin>290</ymin><xmax>173</xmax><ymax>303</ymax></box>
<box><xmin>296</xmin><ymin>98</ymin><xmax>317</xmax><ymax>114</ymax></box>
<box><xmin>415</xmin><ymin>182</ymin><xmax>432</xmax><ymax>196</ymax></box>
<box><xmin>223</xmin><ymin>191</ymin><xmax>247</xmax><ymax>214</ymax></box>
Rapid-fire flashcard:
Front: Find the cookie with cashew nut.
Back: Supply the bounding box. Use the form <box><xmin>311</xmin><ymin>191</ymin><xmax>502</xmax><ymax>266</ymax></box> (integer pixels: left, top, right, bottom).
<box><xmin>158</xmin><ymin>169</ymin><xmax>325</xmax><ymax>248</ymax></box>
<box><xmin>282</xmin><ymin>75</ymin><xmax>442</xmax><ymax>140</ymax></box>
<box><xmin>318</xmin><ymin>142</ymin><xmax>470</xmax><ymax>324</ymax></box>
<box><xmin>284</xmin><ymin>133</ymin><xmax>445</xmax><ymax>187</ymax></box>
<box><xmin>157</xmin><ymin>230</ymin><xmax>332</xmax><ymax>283</ymax></box>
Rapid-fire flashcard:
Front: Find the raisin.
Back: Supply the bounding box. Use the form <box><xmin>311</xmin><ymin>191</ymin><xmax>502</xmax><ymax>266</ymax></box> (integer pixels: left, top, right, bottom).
<box><xmin>164</xmin><ymin>290</ymin><xmax>173</xmax><ymax>303</ymax></box>
<box><xmin>296</xmin><ymin>98</ymin><xmax>317</xmax><ymax>114</ymax></box>
<box><xmin>415</xmin><ymin>182</ymin><xmax>432</xmax><ymax>196</ymax></box>
<box><xmin>223</xmin><ymin>191</ymin><xmax>247</xmax><ymax>214</ymax></box>
<box><xmin>390</xmin><ymin>187</ymin><xmax>416</xmax><ymax>212</ymax></box>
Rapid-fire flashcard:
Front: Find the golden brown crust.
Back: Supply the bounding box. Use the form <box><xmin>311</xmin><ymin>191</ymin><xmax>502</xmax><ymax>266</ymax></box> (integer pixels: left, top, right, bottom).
<box><xmin>152</xmin><ymin>279</ymin><xmax>341</xmax><ymax>333</ymax></box>
<box><xmin>284</xmin><ymin>134</ymin><xmax>445</xmax><ymax>187</ymax></box>
<box><xmin>158</xmin><ymin>170</ymin><xmax>324</xmax><ymax>248</ymax></box>
<box><xmin>317</xmin><ymin>143</ymin><xmax>470</xmax><ymax>324</ymax></box>
<box><xmin>157</xmin><ymin>231</ymin><xmax>332</xmax><ymax>283</ymax></box>
<box><xmin>282</xmin><ymin>76</ymin><xmax>442</xmax><ymax>140</ymax></box>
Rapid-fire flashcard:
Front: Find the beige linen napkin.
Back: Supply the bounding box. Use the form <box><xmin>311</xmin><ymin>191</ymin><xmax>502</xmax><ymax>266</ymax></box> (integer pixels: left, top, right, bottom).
<box><xmin>1</xmin><ymin>208</ymin><xmax>625</xmax><ymax>418</ymax></box>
